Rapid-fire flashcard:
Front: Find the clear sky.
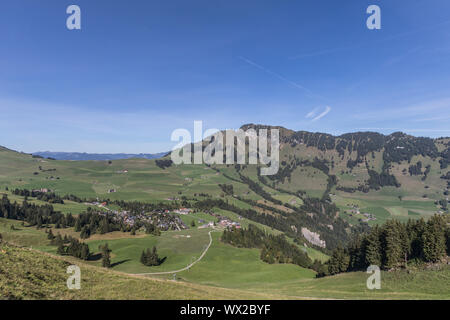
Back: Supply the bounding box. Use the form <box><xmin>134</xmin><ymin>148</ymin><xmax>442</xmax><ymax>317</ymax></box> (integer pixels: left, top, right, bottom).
<box><xmin>1</xmin><ymin>0</ymin><xmax>449</xmax><ymax>153</ymax></box>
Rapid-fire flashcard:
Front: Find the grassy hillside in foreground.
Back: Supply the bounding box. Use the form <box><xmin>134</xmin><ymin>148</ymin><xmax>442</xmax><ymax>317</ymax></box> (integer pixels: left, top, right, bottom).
<box><xmin>1</xmin><ymin>242</ymin><xmax>448</xmax><ymax>300</ymax></box>
<box><xmin>0</xmin><ymin>242</ymin><xmax>283</xmax><ymax>300</ymax></box>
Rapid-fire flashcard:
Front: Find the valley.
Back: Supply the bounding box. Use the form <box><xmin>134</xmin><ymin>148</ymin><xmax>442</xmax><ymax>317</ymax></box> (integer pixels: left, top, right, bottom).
<box><xmin>0</xmin><ymin>127</ymin><xmax>449</xmax><ymax>300</ymax></box>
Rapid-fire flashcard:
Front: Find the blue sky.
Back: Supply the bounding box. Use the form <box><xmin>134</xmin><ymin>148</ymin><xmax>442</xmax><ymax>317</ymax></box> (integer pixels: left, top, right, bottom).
<box><xmin>1</xmin><ymin>0</ymin><xmax>449</xmax><ymax>153</ymax></box>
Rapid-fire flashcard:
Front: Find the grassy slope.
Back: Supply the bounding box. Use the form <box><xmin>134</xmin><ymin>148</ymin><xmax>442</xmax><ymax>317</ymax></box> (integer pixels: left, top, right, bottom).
<box><xmin>3</xmin><ymin>239</ymin><xmax>448</xmax><ymax>300</ymax></box>
<box><xmin>259</xmin><ymin>267</ymin><xmax>450</xmax><ymax>300</ymax></box>
<box><xmin>85</xmin><ymin>228</ymin><xmax>211</xmax><ymax>273</ymax></box>
<box><xmin>276</xmin><ymin>142</ymin><xmax>447</xmax><ymax>226</ymax></box>
<box><xmin>0</xmin><ymin>148</ymin><xmax>231</xmax><ymax>202</ymax></box>
<box><xmin>173</xmin><ymin>233</ymin><xmax>316</xmax><ymax>288</ymax></box>
<box><xmin>0</xmin><ymin>242</ymin><xmax>282</xmax><ymax>300</ymax></box>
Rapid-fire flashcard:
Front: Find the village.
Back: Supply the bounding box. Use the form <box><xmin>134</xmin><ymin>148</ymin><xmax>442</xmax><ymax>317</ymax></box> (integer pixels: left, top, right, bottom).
<box><xmin>89</xmin><ymin>201</ymin><xmax>241</xmax><ymax>232</ymax></box>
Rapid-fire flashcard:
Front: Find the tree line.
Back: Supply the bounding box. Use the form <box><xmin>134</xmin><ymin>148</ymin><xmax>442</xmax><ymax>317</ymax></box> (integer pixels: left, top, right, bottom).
<box><xmin>0</xmin><ymin>194</ymin><xmax>74</xmax><ymax>229</ymax></box>
<box><xmin>11</xmin><ymin>188</ymin><xmax>86</xmax><ymax>204</ymax></box>
<box><xmin>321</xmin><ymin>215</ymin><xmax>450</xmax><ymax>277</ymax></box>
<box><xmin>12</xmin><ymin>188</ymin><xmax>65</xmax><ymax>204</ymax></box>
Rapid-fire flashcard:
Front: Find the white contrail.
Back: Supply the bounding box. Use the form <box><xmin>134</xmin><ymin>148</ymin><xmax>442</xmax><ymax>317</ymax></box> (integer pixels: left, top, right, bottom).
<box><xmin>312</xmin><ymin>106</ymin><xmax>331</xmax><ymax>121</ymax></box>
<box><xmin>239</xmin><ymin>56</ymin><xmax>327</xmax><ymax>101</ymax></box>
<box><xmin>306</xmin><ymin>107</ymin><xmax>319</xmax><ymax>119</ymax></box>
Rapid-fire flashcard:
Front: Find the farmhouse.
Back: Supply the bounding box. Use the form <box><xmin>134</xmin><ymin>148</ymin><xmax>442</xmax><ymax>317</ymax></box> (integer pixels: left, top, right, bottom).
<box><xmin>199</xmin><ymin>222</ymin><xmax>214</xmax><ymax>229</ymax></box>
<box><xmin>219</xmin><ymin>219</ymin><xmax>241</xmax><ymax>229</ymax></box>
<box><xmin>175</xmin><ymin>208</ymin><xmax>192</xmax><ymax>215</ymax></box>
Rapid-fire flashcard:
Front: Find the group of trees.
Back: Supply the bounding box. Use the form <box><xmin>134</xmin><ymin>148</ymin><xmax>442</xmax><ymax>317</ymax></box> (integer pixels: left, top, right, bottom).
<box><xmin>367</xmin><ymin>169</ymin><xmax>400</xmax><ymax>190</ymax></box>
<box><xmin>408</xmin><ymin>161</ymin><xmax>431</xmax><ymax>181</ymax></box>
<box><xmin>218</xmin><ymin>184</ymin><xmax>234</xmax><ymax>195</ymax></box>
<box><xmin>0</xmin><ymin>194</ymin><xmax>75</xmax><ymax>229</ymax></box>
<box><xmin>51</xmin><ymin>230</ymin><xmax>112</xmax><ymax>268</ymax></box>
<box><xmin>12</xmin><ymin>188</ymin><xmax>65</xmax><ymax>204</ymax></box>
<box><xmin>408</xmin><ymin>161</ymin><xmax>423</xmax><ymax>176</ymax></box>
<box><xmin>50</xmin><ymin>232</ymin><xmax>91</xmax><ymax>260</ymax></box>
<box><xmin>0</xmin><ymin>194</ymin><xmax>130</xmax><ymax>240</ymax></box>
<box><xmin>222</xmin><ymin>224</ymin><xmax>312</xmax><ymax>269</ymax></box>
<box><xmin>143</xmin><ymin>222</ymin><xmax>161</xmax><ymax>236</ymax></box>
<box><xmin>439</xmin><ymin>145</ymin><xmax>450</xmax><ymax>169</ymax></box>
<box><xmin>75</xmin><ymin>211</ymin><xmax>122</xmax><ymax>239</ymax></box>
<box><xmin>140</xmin><ymin>246</ymin><xmax>162</xmax><ymax>266</ymax></box>
<box><xmin>322</xmin><ymin>215</ymin><xmax>450</xmax><ymax>277</ymax></box>
<box><xmin>239</xmin><ymin>173</ymin><xmax>282</xmax><ymax>205</ymax></box>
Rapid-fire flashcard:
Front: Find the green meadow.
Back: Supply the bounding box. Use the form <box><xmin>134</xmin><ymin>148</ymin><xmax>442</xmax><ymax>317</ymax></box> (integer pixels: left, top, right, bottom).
<box><xmin>85</xmin><ymin>228</ymin><xmax>211</xmax><ymax>274</ymax></box>
<box><xmin>0</xmin><ymin>146</ymin><xmax>449</xmax><ymax>300</ymax></box>
<box><xmin>163</xmin><ymin>233</ymin><xmax>317</xmax><ymax>288</ymax></box>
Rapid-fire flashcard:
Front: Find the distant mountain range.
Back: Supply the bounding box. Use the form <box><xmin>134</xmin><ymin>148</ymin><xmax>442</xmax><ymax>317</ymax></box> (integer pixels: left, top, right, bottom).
<box><xmin>32</xmin><ymin>151</ymin><xmax>167</xmax><ymax>161</ymax></box>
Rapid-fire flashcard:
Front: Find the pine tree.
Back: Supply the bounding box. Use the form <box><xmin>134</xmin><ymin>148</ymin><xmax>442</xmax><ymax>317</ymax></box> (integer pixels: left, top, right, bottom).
<box><xmin>328</xmin><ymin>246</ymin><xmax>349</xmax><ymax>275</ymax></box>
<box><xmin>99</xmin><ymin>243</ymin><xmax>112</xmax><ymax>268</ymax></box>
<box><xmin>47</xmin><ymin>229</ymin><xmax>55</xmax><ymax>240</ymax></box>
<box><xmin>408</xmin><ymin>218</ymin><xmax>426</xmax><ymax>260</ymax></box>
<box><xmin>151</xmin><ymin>246</ymin><xmax>160</xmax><ymax>265</ymax></box>
<box><xmin>80</xmin><ymin>226</ymin><xmax>90</xmax><ymax>239</ymax></box>
<box><xmin>140</xmin><ymin>250</ymin><xmax>147</xmax><ymax>265</ymax></box>
<box><xmin>74</xmin><ymin>219</ymin><xmax>81</xmax><ymax>232</ymax></box>
<box><xmin>348</xmin><ymin>235</ymin><xmax>364</xmax><ymax>270</ymax></box>
<box><xmin>422</xmin><ymin>215</ymin><xmax>446</xmax><ymax>262</ymax></box>
<box><xmin>397</xmin><ymin>221</ymin><xmax>411</xmax><ymax>267</ymax></box>
<box><xmin>57</xmin><ymin>243</ymin><xmax>66</xmax><ymax>255</ymax></box>
<box><xmin>99</xmin><ymin>217</ymin><xmax>109</xmax><ymax>234</ymax></box>
<box><xmin>80</xmin><ymin>244</ymin><xmax>90</xmax><ymax>260</ymax></box>
<box><xmin>364</xmin><ymin>226</ymin><xmax>382</xmax><ymax>266</ymax></box>
<box><xmin>36</xmin><ymin>216</ymin><xmax>42</xmax><ymax>229</ymax></box>
<box><xmin>382</xmin><ymin>220</ymin><xmax>403</xmax><ymax>269</ymax></box>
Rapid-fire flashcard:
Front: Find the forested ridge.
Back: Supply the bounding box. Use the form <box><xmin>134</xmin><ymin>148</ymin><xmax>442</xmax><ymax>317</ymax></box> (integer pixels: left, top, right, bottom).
<box><xmin>236</xmin><ymin>125</ymin><xmax>449</xmax><ymax>197</ymax></box>
<box><xmin>321</xmin><ymin>215</ymin><xmax>450</xmax><ymax>277</ymax></box>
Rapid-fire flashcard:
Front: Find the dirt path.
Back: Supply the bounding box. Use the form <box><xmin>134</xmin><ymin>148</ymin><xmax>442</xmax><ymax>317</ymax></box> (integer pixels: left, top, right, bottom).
<box><xmin>131</xmin><ymin>228</ymin><xmax>217</xmax><ymax>276</ymax></box>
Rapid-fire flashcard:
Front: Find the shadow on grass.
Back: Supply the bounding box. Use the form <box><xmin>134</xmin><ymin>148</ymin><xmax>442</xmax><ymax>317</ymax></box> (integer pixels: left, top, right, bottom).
<box><xmin>159</xmin><ymin>256</ymin><xmax>167</xmax><ymax>265</ymax></box>
<box><xmin>88</xmin><ymin>253</ymin><xmax>102</xmax><ymax>261</ymax></box>
<box><xmin>111</xmin><ymin>259</ymin><xmax>131</xmax><ymax>268</ymax></box>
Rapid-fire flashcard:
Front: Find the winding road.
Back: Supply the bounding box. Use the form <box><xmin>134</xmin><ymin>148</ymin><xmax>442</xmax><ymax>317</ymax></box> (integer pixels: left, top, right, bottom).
<box><xmin>132</xmin><ymin>229</ymin><xmax>217</xmax><ymax>276</ymax></box>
